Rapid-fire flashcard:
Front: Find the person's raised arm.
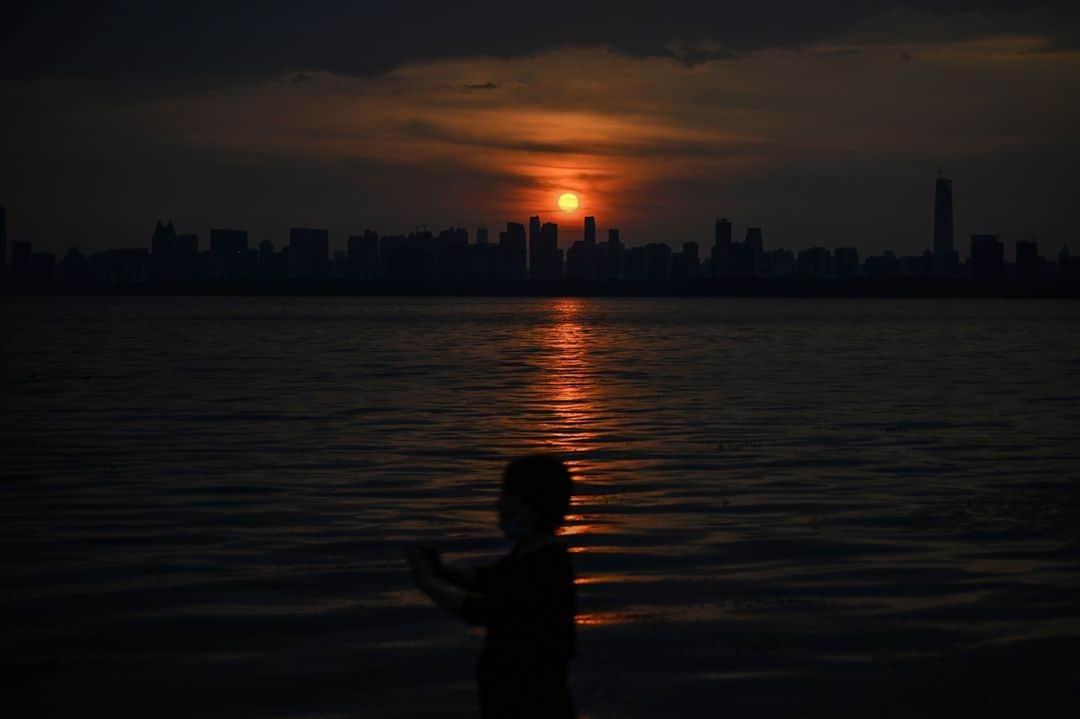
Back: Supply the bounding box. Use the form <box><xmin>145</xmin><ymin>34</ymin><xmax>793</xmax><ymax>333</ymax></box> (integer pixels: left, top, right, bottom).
<box><xmin>407</xmin><ymin>545</ymin><xmax>467</xmax><ymax>619</ymax></box>
<box><xmin>415</xmin><ymin>543</ymin><xmax>479</xmax><ymax>589</ymax></box>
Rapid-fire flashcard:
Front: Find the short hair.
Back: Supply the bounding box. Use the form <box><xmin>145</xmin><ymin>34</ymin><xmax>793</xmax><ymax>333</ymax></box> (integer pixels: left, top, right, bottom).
<box><xmin>502</xmin><ymin>454</ymin><xmax>573</xmax><ymax>532</ymax></box>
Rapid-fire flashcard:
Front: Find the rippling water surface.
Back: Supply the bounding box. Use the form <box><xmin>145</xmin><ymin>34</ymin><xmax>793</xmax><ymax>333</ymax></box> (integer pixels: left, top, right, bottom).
<box><xmin>3</xmin><ymin>297</ymin><xmax>1080</xmax><ymax>717</ymax></box>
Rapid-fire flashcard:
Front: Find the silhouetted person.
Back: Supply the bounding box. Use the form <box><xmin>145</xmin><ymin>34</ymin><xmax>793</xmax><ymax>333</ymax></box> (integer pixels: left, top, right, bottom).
<box><xmin>407</xmin><ymin>455</ymin><xmax>577</xmax><ymax>718</ymax></box>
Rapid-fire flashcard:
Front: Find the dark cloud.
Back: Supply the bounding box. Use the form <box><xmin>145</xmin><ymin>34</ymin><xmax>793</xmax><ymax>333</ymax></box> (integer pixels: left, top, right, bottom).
<box><xmin>401</xmin><ymin>118</ymin><xmax>769</xmax><ymax>159</ymax></box>
<box><xmin>464</xmin><ymin>82</ymin><xmax>498</xmax><ymax>91</ymax></box>
<box><xmin>4</xmin><ymin>1</ymin><xmax>1076</xmax><ymax>87</ymax></box>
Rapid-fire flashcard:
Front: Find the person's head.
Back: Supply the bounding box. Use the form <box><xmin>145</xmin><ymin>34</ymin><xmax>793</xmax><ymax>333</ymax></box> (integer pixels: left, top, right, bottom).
<box><xmin>497</xmin><ymin>454</ymin><xmax>572</xmax><ymax>540</ymax></box>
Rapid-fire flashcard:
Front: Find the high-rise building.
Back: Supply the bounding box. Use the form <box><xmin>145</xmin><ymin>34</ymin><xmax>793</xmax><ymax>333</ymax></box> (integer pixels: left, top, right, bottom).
<box><xmin>1016</xmin><ymin>238</ymin><xmax>1041</xmax><ymax>278</ymax></box>
<box><xmin>723</xmin><ymin>227</ymin><xmax>765</xmax><ymax>276</ymax></box>
<box><xmin>541</xmin><ymin>223</ymin><xmax>559</xmax><ymax>247</ymax></box>
<box><xmin>715</xmin><ymin>218</ymin><xmax>732</xmax><ymax>249</ymax></box>
<box><xmin>933</xmin><ymin>176</ymin><xmax>954</xmax><ymax>258</ymax></box>
<box><xmin>380</xmin><ymin>231</ymin><xmax>435</xmax><ymax>281</ymax></box>
<box><xmin>332</xmin><ymin>250</ymin><xmax>348</xmax><ymax>279</ymax></box>
<box><xmin>565</xmin><ymin>240</ymin><xmax>593</xmax><ymax>280</ymax></box>
<box><xmin>150</xmin><ymin>219</ymin><xmax>178</xmax><ymax>281</ymax></box>
<box><xmin>745</xmin><ymin>227</ymin><xmax>764</xmax><ymax>256</ymax></box>
<box><xmin>762</xmin><ymin>248</ymin><xmax>795</xmax><ymax>277</ymax></box>
<box><xmin>498</xmin><ymin>222</ymin><xmax>527</xmax><ymax>280</ymax></box>
<box><xmin>174</xmin><ymin>234</ymin><xmax>198</xmax><ymax>280</ymax></box>
<box><xmin>600</xmin><ymin>228</ymin><xmax>623</xmax><ymax>281</ymax></box>
<box><xmin>863</xmin><ymin>250</ymin><xmax>900</xmax><ymax>277</ymax></box>
<box><xmin>348</xmin><ymin>230</ymin><xmax>380</xmax><ymax>279</ymax></box>
<box><xmin>59</xmin><ymin>248</ymin><xmax>91</xmax><ymax>285</ymax></box>
<box><xmin>584</xmin><ymin>216</ymin><xmax>597</xmax><ymax>245</ymax></box>
<box><xmin>644</xmin><ymin>243</ymin><xmax>672</xmax><ymax>281</ymax></box>
<box><xmin>28</xmin><ymin>251</ymin><xmax>56</xmax><ymax>285</ymax></box>
<box><xmin>797</xmin><ymin>247</ymin><xmax>832</xmax><ymax>278</ymax></box>
<box><xmin>932</xmin><ymin>176</ymin><xmax>960</xmax><ymax>275</ymax></box>
<box><xmin>834</xmin><ymin>247</ymin><xmax>860</xmax><ymax>279</ymax></box>
<box><xmin>528</xmin><ymin>215</ymin><xmax>544</xmax><ymax>277</ymax></box>
<box><xmin>670</xmin><ymin>242</ymin><xmax>700</xmax><ymax>280</ymax></box>
<box><xmin>682</xmin><ymin>242</ymin><xmax>699</xmax><ymax>269</ymax></box>
<box><xmin>289</xmin><ymin>227</ymin><xmax>329</xmax><ymax>279</ymax></box>
<box><xmin>476</xmin><ymin>227</ymin><xmax>489</xmax><ymax>246</ymax></box>
<box><xmin>209</xmin><ymin>228</ymin><xmax>250</xmax><ymax>280</ymax></box>
<box><xmin>712</xmin><ymin>218</ymin><xmax>733</xmax><ymax>276</ymax></box>
<box><xmin>970</xmin><ymin>234</ymin><xmax>1004</xmax><ymax>278</ymax></box>
<box><xmin>531</xmin><ymin>221</ymin><xmax>561</xmax><ymax>280</ymax></box>
<box><xmin>435</xmin><ymin>227</ymin><xmax>470</xmax><ymax>280</ymax></box>
<box><xmin>11</xmin><ymin>240</ymin><xmax>31</xmax><ymax>278</ymax></box>
<box><xmin>529</xmin><ymin>215</ymin><xmax>541</xmax><ymax>247</ymax></box>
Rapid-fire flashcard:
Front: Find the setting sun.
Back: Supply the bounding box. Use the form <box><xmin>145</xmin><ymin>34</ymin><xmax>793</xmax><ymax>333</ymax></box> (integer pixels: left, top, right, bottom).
<box><xmin>557</xmin><ymin>192</ymin><xmax>579</xmax><ymax>213</ymax></box>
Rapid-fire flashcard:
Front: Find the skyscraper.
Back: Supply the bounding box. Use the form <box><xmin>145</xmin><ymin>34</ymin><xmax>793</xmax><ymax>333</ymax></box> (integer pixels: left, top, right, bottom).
<box><xmin>1015</xmin><ymin>238</ymin><xmax>1041</xmax><ymax>278</ymax></box>
<box><xmin>150</xmin><ymin>219</ymin><xmax>177</xmax><ymax>281</ymax></box>
<box><xmin>289</xmin><ymin>227</ymin><xmax>330</xmax><ymax>279</ymax></box>
<box><xmin>499</xmin><ymin>222</ymin><xmax>527</xmax><ymax>280</ymax></box>
<box><xmin>745</xmin><ymin>227</ymin><xmax>763</xmax><ymax>256</ymax></box>
<box><xmin>584</xmin><ymin>216</ymin><xmax>596</xmax><ymax>245</ymax></box>
<box><xmin>715</xmin><ymin>218</ymin><xmax>732</xmax><ymax>249</ymax></box>
<box><xmin>834</xmin><ymin>247</ymin><xmax>860</xmax><ymax>279</ymax></box>
<box><xmin>934</xmin><ymin>176</ymin><xmax>954</xmax><ymax>255</ymax></box>
<box><xmin>599</xmin><ymin>228</ymin><xmax>623</xmax><ymax>281</ymax></box>
<box><xmin>12</xmin><ymin>240</ymin><xmax>31</xmax><ymax>278</ymax></box>
<box><xmin>348</xmin><ymin>230</ymin><xmax>380</xmax><ymax>279</ymax></box>
<box><xmin>970</xmin><ymin>234</ymin><xmax>1004</xmax><ymax>278</ymax></box>
<box><xmin>712</xmin><ymin>218</ymin><xmax>733</xmax><ymax>277</ymax></box>
<box><xmin>209</xmin><ymin>228</ymin><xmax>249</xmax><ymax>280</ymax></box>
<box><xmin>670</xmin><ymin>242</ymin><xmax>700</xmax><ymax>280</ymax></box>
<box><xmin>528</xmin><ymin>215</ymin><xmax>543</xmax><ymax>277</ymax></box>
<box><xmin>531</xmin><ymin>222</ymin><xmax>561</xmax><ymax>280</ymax></box>
<box><xmin>173</xmin><ymin>234</ymin><xmax>198</xmax><ymax>280</ymax></box>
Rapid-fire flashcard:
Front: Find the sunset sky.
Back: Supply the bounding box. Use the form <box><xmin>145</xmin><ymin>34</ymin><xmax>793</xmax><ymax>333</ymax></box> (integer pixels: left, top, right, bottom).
<box><xmin>3</xmin><ymin>1</ymin><xmax>1079</xmax><ymax>255</ymax></box>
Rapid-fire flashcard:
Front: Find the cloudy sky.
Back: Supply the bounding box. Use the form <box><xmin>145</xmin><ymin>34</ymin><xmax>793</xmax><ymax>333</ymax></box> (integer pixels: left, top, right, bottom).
<box><xmin>3</xmin><ymin>1</ymin><xmax>1079</xmax><ymax>256</ymax></box>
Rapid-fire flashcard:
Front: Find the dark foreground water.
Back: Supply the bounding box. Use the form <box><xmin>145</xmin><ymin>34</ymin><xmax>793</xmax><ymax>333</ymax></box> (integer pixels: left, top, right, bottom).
<box><xmin>3</xmin><ymin>297</ymin><xmax>1080</xmax><ymax>718</ymax></box>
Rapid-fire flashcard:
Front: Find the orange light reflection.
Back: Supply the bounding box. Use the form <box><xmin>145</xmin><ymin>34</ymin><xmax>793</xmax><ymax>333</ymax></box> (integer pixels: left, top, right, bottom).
<box><xmin>538</xmin><ymin>299</ymin><xmax>601</xmax><ymax>456</ymax></box>
<box><xmin>535</xmin><ymin>300</ymin><xmax>610</xmax><ymax>551</ymax></box>
<box><xmin>575</xmin><ymin>612</ymin><xmax>635</xmax><ymax>627</ymax></box>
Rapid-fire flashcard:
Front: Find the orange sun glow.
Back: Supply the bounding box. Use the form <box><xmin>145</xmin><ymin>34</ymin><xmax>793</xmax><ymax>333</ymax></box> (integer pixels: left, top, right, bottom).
<box><xmin>557</xmin><ymin>192</ymin><xmax>580</xmax><ymax>213</ymax></box>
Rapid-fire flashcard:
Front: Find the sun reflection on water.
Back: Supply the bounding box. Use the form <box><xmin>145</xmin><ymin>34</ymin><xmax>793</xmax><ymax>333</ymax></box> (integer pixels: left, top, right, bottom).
<box><xmin>534</xmin><ymin>300</ymin><xmax>611</xmax><ymax>554</ymax></box>
<box><xmin>539</xmin><ymin>299</ymin><xmax>602</xmax><ymax>457</ymax></box>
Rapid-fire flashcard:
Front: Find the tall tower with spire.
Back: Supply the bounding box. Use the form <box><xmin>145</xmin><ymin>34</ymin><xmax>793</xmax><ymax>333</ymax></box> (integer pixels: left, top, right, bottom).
<box><xmin>933</xmin><ymin>174</ymin><xmax>957</xmax><ymax>275</ymax></box>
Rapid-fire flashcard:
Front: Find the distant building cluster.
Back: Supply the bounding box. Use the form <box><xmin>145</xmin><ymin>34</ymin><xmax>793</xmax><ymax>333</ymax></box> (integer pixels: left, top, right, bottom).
<box><xmin>2</xmin><ymin>176</ymin><xmax>1079</xmax><ymax>291</ymax></box>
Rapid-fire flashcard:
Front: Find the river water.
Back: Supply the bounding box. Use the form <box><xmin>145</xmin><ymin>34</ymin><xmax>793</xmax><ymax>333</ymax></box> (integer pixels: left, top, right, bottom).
<box><xmin>3</xmin><ymin>297</ymin><xmax>1079</xmax><ymax>717</ymax></box>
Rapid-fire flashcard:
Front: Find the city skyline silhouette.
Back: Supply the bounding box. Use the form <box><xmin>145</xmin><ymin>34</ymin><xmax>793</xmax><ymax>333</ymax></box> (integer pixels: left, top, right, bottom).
<box><xmin>2</xmin><ymin>175</ymin><xmax>1078</xmax><ymax>294</ymax></box>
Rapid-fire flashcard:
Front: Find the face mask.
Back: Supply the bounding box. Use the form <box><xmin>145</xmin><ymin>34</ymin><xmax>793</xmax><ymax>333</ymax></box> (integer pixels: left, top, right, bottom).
<box><xmin>500</xmin><ymin>518</ymin><xmax>527</xmax><ymax>541</ymax></box>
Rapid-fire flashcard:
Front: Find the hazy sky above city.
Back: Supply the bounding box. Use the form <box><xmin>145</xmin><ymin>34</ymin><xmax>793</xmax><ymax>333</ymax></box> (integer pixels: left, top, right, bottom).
<box><xmin>3</xmin><ymin>1</ymin><xmax>1079</xmax><ymax>255</ymax></box>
